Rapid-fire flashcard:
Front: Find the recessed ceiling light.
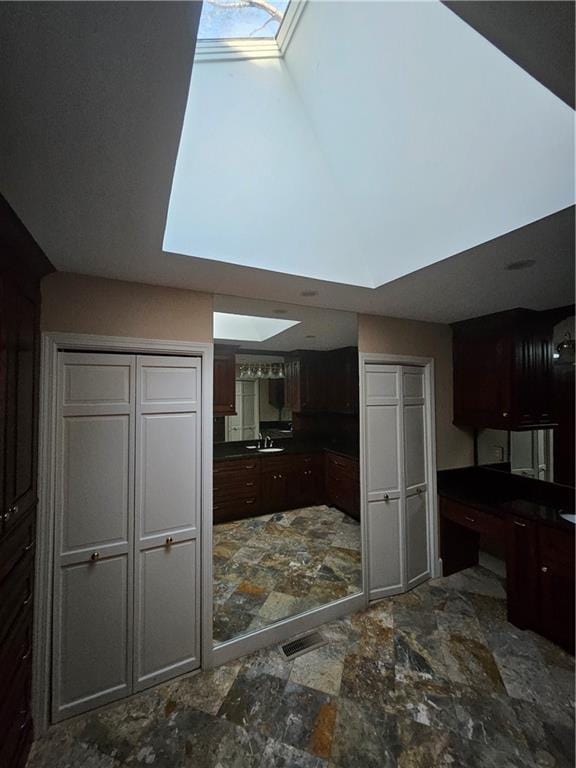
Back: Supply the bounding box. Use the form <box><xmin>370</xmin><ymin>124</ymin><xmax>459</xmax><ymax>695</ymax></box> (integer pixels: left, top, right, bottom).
<box><xmin>505</xmin><ymin>259</ymin><xmax>536</xmax><ymax>271</ymax></box>
<box><xmin>273</xmin><ymin>309</ymin><xmax>288</xmax><ymax>315</ymax></box>
<box><xmin>301</xmin><ymin>290</ymin><xmax>318</xmax><ymax>297</ymax></box>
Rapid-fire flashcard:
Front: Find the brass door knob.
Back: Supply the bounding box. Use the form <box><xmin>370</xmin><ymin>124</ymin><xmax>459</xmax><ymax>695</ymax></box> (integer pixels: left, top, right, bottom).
<box><xmin>90</xmin><ymin>552</ymin><xmax>100</xmax><ymax>561</ymax></box>
<box><xmin>166</xmin><ymin>536</ymin><xmax>174</xmax><ymax>546</ymax></box>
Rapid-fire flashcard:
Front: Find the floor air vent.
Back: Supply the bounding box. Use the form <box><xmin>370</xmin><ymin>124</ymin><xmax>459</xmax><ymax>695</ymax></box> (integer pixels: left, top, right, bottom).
<box><xmin>282</xmin><ymin>631</ymin><xmax>327</xmax><ymax>660</ymax></box>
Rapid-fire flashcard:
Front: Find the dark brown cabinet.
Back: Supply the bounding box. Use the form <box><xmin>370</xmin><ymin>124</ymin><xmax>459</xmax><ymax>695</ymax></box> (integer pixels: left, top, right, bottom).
<box><xmin>286</xmin><ymin>347</ymin><xmax>358</xmax><ymax>415</ymax></box>
<box><xmin>214</xmin><ymin>451</ymin><xmax>358</xmax><ymax>522</ymax></box>
<box><xmin>0</xmin><ymin>196</ymin><xmax>53</xmax><ymax>768</ymax></box>
<box><xmin>537</xmin><ymin>526</ymin><xmax>575</xmax><ymax>653</ymax></box>
<box><xmin>213</xmin><ymin>345</ymin><xmax>237</xmax><ymax>416</ymax></box>
<box><xmin>452</xmin><ymin>309</ymin><xmax>554</xmax><ymax>430</ymax></box>
<box><xmin>505</xmin><ymin>515</ymin><xmax>538</xmax><ymax>629</ymax></box>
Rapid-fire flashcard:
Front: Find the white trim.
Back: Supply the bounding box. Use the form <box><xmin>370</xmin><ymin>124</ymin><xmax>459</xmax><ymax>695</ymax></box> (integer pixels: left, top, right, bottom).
<box><xmin>359</xmin><ymin>352</ymin><xmax>440</xmax><ymax>601</ymax></box>
<box><xmin>194</xmin><ymin>0</ymin><xmax>307</xmax><ymax>62</ymax></box>
<box><xmin>33</xmin><ymin>333</ymin><xmax>213</xmax><ymax>735</ymax></box>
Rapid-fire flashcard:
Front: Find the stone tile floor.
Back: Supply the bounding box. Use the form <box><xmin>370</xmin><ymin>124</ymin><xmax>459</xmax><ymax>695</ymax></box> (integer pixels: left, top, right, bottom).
<box><xmin>28</xmin><ymin>566</ymin><xmax>575</xmax><ymax>768</ymax></box>
<box><xmin>212</xmin><ymin>506</ymin><xmax>362</xmax><ymax>644</ymax></box>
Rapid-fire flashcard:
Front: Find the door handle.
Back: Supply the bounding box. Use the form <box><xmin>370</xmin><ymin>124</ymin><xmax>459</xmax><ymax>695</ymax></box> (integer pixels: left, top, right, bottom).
<box><xmin>90</xmin><ymin>551</ymin><xmax>100</xmax><ymax>562</ymax></box>
<box><xmin>465</xmin><ymin>516</ymin><xmax>475</xmax><ymax>523</ymax></box>
<box><xmin>165</xmin><ymin>536</ymin><xmax>174</xmax><ymax>547</ymax></box>
<box><xmin>383</xmin><ymin>494</ymin><xmax>390</xmax><ymax>501</ymax></box>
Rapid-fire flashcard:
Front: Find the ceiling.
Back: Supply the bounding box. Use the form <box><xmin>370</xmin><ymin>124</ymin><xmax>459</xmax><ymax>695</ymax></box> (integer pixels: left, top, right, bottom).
<box><xmin>0</xmin><ymin>1</ymin><xmax>573</xmax><ymax>325</ymax></box>
<box><xmin>213</xmin><ymin>295</ymin><xmax>358</xmax><ymax>352</ymax></box>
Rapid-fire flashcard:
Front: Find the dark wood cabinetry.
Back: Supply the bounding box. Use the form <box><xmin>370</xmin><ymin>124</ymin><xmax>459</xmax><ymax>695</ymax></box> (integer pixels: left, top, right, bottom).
<box><xmin>214</xmin><ymin>450</ymin><xmax>357</xmax><ymax>524</ymax></box>
<box><xmin>537</xmin><ymin>526</ymin><xmax>575</xmax><ymax>653</ymax></box>
<box><xmin>440</xmin><ymin>492</ymin><xmax>574</xmax><ymax>654</ymax></box>
<box><xmin>0</xmin><ymin>196</ymin><xmax>53</xmax><ymax>768</ymax></box>
<box><xmin>452</xmin><ymin>309</ymin><xmax>554</xmax><ymax>430</ymax></box>
<box><xmin>213</xmin><ymin>345</ymin><xmax>237</xmax><ymax>416</ymax></box>
<box><xmin>286</xmin><ymin>348</ymin><xmax>358</xmax><ymax>415</ymax></box>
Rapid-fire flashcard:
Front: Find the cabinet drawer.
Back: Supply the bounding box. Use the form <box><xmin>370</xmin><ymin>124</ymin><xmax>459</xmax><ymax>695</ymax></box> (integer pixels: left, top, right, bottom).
<box><xmin>0</xmin><ymin>549</ymin><xmax>34</xmax><ymax>646</ymax></box>
<box><xmin>325</xmin><ymin>452</ymin><xmax>359</xmax><ymax>480</ymax></box>
<box><xmin>213</xmin><ymin>458</ymin><xmax>260</xmax><ymax>481</ymax></box>
<box><xmin>213</xmin><ymin>497</ymin><xmax>260</xmax><ymax>524</ymax></box>
<box><xmin>0</xmin><ymin>649</ymin><xmax>32</xmax><ymax>746</ymax></box>
<box><xmin>0</xmin><ymin>511</ymin><xmax>35</xmax><ymax>586</ymax></box>
<box><xmin>214</xmin><ymin>478</ymin><xmax>260</xmax><ymax>503</ymax></box>
<box><xmin>440</xmin><ymin>497</ymin><xmax>502</xmax><ymax>537</ymax></box>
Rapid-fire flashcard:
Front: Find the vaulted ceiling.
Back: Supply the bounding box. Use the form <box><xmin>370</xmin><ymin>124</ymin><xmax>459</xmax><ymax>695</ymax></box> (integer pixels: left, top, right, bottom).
<box><xmin>0</xmin><ymin>1</ymin><xmax>573</xmax><ymax>323</ymax></box>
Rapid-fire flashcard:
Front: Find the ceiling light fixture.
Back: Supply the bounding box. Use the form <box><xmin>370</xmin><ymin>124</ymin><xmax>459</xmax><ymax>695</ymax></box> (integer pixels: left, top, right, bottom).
<box><xmin>505</xmin><ymin>259</ymin><xmax>536</xmax><ymax>271</ymax></box>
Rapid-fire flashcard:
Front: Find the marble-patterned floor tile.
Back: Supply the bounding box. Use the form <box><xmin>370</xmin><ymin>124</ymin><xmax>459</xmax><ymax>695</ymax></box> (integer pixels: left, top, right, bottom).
<box><xmin>213</xmin><ymin>605</ymin><xmax>256</xmax><ymax>643</ymax></box>
<box><xmin>258</xmin><ymin>591</ymin><xmax>302</xmax><ymax>621</ymax></box>
<box><xmin>218</xmin><ymin>670</ymin><xmax>287</xmax><ymax>740</ymax></box>
<box><xmin>276</xmin><ymin>682</ymin><xmax>336</xmax><ymax>758</ymax></box>
<box><xmin>260</xmin><ymin>739</ymin><xmax>328</xmax><ymax>768</ymax></box>
<box><xmin>512</xmin><ymin>699</ymin><xmax>575</xmax><ymax>768</ymax></box>
<box><xmin>289</xmin><ymin>644</ymin><xmax>346</xmax><ymax>696</ymax></box>
<box><xmin>438</xmin><ymin>566</ymin><xmax>507</xmax><ymax>599</ymax></box>
<box><xmin>440</xmin><ymin>627</ymin><xmax>506</xmax><ymax>694</ymax></box>
<box><xmin>330</xmin><ymin>697</ymin><xmax>398</xmax><ymax>768</ymax></box>
<box><xmin>157</xmin><ymin>661</ymin><xmax>242</xmax><ymax>716</ymax></box>
<box><xmin>242</xmin><ymin>645</ymin><xmax>295</xmax><ymax>681</ymax></box>
<box><xmin>339</xmin><ymin>653</ymin><xmax>396</xmax><ymax>709</ymax></box>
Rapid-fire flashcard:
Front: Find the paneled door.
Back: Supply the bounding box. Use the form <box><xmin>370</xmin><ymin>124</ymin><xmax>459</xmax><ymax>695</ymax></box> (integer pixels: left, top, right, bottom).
<box><xmin>364</xmin><ymin>363</ymin><xmax>431</xmax><ymax>598</ymax></box>
<box><xmin>52</xmin><ymin>353</ymin><xmax>135</xmax><ymax>721</ymax></box>
<box><xmin>134</xmin><ymin>356</ymin><xmax>201</xmax><ymax>691</ymax></box>
<box><xmin>365</xmin><ymin>365</ymin><xmax>404</xmax><ymax>598</ymax></box>
<box><xmin>402</xmin><ymin>367</ymin><xmax>430</xmax><ymax>589</ymax></box>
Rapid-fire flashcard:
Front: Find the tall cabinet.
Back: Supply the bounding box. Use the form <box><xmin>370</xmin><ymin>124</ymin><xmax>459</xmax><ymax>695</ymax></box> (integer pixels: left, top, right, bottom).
<box><xmin>0</xmin><ymin>197</ymin><xmax>53</xmax><ymax>768</ymax></box>
<box><xmin>364</xmin><ymin>364</ymin><xmax>432</xmax><ymax>599</ymax></box>
<box><xmin>52</xmin><ymin>353</ymin><xmax>201</xmax><ymax>721</ymax></box>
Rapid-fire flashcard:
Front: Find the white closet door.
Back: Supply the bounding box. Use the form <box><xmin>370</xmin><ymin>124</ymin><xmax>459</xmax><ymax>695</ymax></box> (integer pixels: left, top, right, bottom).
<box><xmin>365</xmin><ymin>365</ymin><xmax>405</xmax><ymax>598</ymax></box>
<box><xmin>402</xmin><ymin>367</ymin><xmax>431</xmax><ymax>588</ymax></box>
<box><xmin>134</xmin><ymin>356</ymin><xmax>201</xmax><ymax>691</ymax></box>
<box><xmin>52</xmin><ymin>353</ymin><xmax>135</xmax><ymax>721</ymax></box>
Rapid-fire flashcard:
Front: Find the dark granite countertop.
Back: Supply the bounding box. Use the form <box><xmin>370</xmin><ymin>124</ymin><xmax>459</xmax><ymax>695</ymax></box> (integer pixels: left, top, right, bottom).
<box><xmin>438</xmin><ymin>466</ymin><xmax>575</xmax><ymax>532</ymax></box>
<box><xmin>214</xmin><ymin>438</ymin><xmax>359</xmax><ymax>462</ymax></box>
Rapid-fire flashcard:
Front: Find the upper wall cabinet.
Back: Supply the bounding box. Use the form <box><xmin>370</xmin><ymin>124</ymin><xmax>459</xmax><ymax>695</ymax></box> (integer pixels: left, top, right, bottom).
<box><xmin>213</xmin><ymin>345</ymin><xmax>236</xmax><ymax>416</ymax></box>
<box><xmin>452</xmin><ymin>309</ymin><xmax>554</xmax><ymax>430</ymax></box>
<box><xmin>286</xmin><ymin>348</ymin><xmax>358</xmax><ymax>414</ymax></box>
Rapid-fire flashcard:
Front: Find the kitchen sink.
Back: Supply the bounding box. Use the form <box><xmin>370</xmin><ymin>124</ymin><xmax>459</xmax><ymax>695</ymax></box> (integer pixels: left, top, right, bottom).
<box><xmin>258</xmin><ymin>447</ymin><xmax>285</xmax><ymax>453</ymax></box>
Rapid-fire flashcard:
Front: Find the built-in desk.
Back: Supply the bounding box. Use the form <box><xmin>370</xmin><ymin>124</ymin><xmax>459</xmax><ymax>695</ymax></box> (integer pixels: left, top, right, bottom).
<box><xmin>438</xmin><ymin>466</ymin><xmax>575</xmax><ymax>654</ymax></box>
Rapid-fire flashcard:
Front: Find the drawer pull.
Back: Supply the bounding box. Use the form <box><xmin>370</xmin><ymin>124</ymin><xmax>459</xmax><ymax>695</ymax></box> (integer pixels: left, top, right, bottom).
<box><xmin>246</xmin><ymin>482</ymin><xmax>254</xmax><ymax>487</ymax></box>
<box><xmin>90</xmin><ymin>551</ymin><xmax>100</xmax><ymax>562</ymax></box>
<box><xmin>22</xmin><ymin>646</ymin><xmax>32</xmax><ymax>661</ymax></box>
<box><xmin>513</xmin><ymin>521</ymin><xmax>527</xmax><ymax>528</ymax></box>
<box><xmin>541</xmin><ymin>566</ymin><xmax>549</xmax><ymax>573</ymax></box>
<box><xmin>245</xmin><ymin>499</ymin><xmax>255</xmax><ymax>505</ymax></box>
<box><xmin>416</xmin><ymin>488</ymin><xmax>423</xmax><ymax>495</ymax></box>
<box><xmin>23</xmin><ymin>594</ymin><xmax>32</xmax><ymax>607</ymax></box>
<box><xmin>465</xmin><ymin>516</ymin><xmax>476</xmax><ymax>523</ymax></box>
<box><xmin>214</xmin><ymin>505</ymin><xmax>220</xmax><ymax>510</ymax></box>
<box><xmin>165</xmin><ymin>536</ymin><xmax>174</xmax><ymax>546</ymax></box>
<box><xmin>213</xmin><ymin>487</ymin><xmax>220</xmax><ymax>492</ymax></box>
<box><xmin>23</xmin><ymin>541</ymin><xmax>34</xmax><ymax>554</ymax></box>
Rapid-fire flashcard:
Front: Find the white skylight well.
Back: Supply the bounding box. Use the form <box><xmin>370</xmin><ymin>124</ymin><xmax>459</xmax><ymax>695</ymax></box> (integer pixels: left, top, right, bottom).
<box><xmin>195</xmin><ymin>0</ymin><xmax>305</xmax><ymax>60</ymax></box>
<box><xmin>214</xmin><ymin>312</ymin><xmax>300</xmax><ymax>342</ymax></box>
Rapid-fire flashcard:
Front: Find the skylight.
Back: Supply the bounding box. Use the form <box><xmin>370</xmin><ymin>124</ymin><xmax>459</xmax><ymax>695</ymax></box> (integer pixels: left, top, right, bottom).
<box><xmin>198</xmin><ymin>0</ymin><xmax>289</xmax><ymax>41</ymax></box>
<box><xmin>214</xmin><ymin>312</ymin><xmax>300</xmax><ymax>342</ymax></box>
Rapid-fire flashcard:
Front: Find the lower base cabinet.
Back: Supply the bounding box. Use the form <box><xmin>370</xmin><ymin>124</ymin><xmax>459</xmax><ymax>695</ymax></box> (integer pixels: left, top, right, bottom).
<box><xmin>214</xmin><ymin>451</ymin><xmax>358</xmax><ymax>523</ymax></box>
<box><xmin>537</xmin><ymin>526</ymin><xmax>575</xmax><ymax>653</ymax></box>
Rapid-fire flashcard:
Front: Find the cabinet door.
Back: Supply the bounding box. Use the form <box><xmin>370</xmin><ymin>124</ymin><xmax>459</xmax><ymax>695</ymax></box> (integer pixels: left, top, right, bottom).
<box><xmin>538</xmin><ymin>527</ymin><xmax>574</xmax><ymax>653</ymax></box>
<box><xmin>134</xmin><ymin>356</ymin><xmax>201</xmax><ymax>691</ymax></box>
<box><xmin>53</xmin><ymin>353</ymin><xmax>135</xmax><ymax>720</ymax></box>
<box><xmin>213</xmin><ymin>347</ymin><xmax>236</xmax><ymax>415</ymax></box>
<box><xmin>365</xmin><ymin>365</ymin><xmax>404</xmax><ymax>597</ymax></box>
<box><xmin>505</xmin><ymin>516</ymin><xmax>538</xmax><ymax>630</ymax></box>
<box><xmin>261</xmin><ymin>471</ymin><xmax>290</xmax><ymax>513</ymax></box>
<box><xmin>2</xmin><ymin>276</ymin><xmax>39</xmax><ymax>537</ymax></box>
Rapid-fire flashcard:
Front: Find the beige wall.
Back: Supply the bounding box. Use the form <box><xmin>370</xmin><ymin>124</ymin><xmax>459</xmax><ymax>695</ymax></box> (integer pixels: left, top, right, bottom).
<box><xmin>359</xmin><ymin>314</ymin><xmax>473</xmax><ymax>470</ymax></box>
<box><xmin>41</xmin><ymin>272</ymin><xmax>213</xmax><ymax>342</ymax></box>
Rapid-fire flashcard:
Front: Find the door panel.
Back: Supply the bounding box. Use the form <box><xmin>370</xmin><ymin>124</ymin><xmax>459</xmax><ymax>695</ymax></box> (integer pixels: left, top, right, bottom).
<box><xmin>365</xmin><ymin>365</ymin><xmax>399</xmax><ymax>403</ymax></box>
<box><xmin>137</xmin><ymin>540</ymin><xmax>198</xmax><ymax>686</ymax></box>
<box><xmin>403</xmin><ymin>404</ymin><xmax>426</xmax><ymax>490</ymax></box>
<box><xmin>368</xmin><ymin>498</ymin><xmax>403</xmax><ymax>596</ymax></box>
<box><xmin>406</xmin><ymin>490</ymin><xmax>429</xmax><ymax>586</ymax></box>
<box><xmin>134</xmin><ymin>356</ymin><xmax>201</xmax><ymax>690</ymax></box>
<box><xmin>139</xmin><ymin>412</ymin><xmax>199</xmax><ymax>538</ymax></box>
<box><xmin>53</xmin><ymin>353</ymin><xmax>135</xmax><ymax>721</ymax></box>
<box><xmin>366</xmin><ymin>405</ymin><xmax>400</xmax><ymax>500</ymax></box>
<box><xmin>54</xmin><ymin>556</ymin><xmax>130</xmax><ymax>717</ymax></box>
<box><xmin>61</xmin><ymin>416</ymin><xmax>130</xmax><ymax>552</ymax></box>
